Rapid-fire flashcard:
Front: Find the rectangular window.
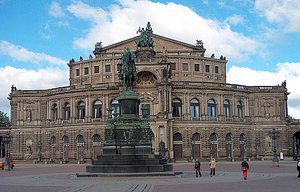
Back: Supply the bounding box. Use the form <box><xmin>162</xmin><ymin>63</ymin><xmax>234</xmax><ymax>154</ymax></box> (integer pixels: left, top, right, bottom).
<box><xmin>94</xmin><ymin>66</ymin><xmax>99</xmax><ymax>73</ymax></box>
<box><xmin>105</xmin><ymin>64</ymin><xmax>111</xmax><ymax>72</ymax></box>
<box><xmin>182</xmin><ymin>63</ymin><xmax>188</xmax><ymax>71</ymax></box>
<box><xmin>194</xmin><ymin>64</ymin><xmax>200</xmax><ymax>71</ymax></box>
<box><xmin>205</xmin><ymin>65</ymin><xmax>210</xmax><ymax>72</ymax></box>
<box><xmin>170</xmin><ymin>63</ymin><xmax>176</xmax><ymax>70</ymax></box>
<box><xmin>84</xmin><ymin>67</ymin><xmax>89</xmax><ymax>75</ymax></box>
<box><xmin>215</xmin><ymin>66</ymin><xmax>219</xmax><ymax>74</ymax></box>
<box><xmin>117</xmin><ymin>64</ymin><xmax>121</xmax><ymax>71</ymax></box>
<box><xmin>76</xmin><ymin>69</ymin><xmax>80</xmax><ymax>76</ymax></box>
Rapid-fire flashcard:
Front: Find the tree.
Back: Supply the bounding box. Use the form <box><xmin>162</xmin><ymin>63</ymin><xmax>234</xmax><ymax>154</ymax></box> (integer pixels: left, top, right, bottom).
<box><xmin>0</xmin><ymin>111</ymin><xmax>10</xmax><ymax>128</ymax></box>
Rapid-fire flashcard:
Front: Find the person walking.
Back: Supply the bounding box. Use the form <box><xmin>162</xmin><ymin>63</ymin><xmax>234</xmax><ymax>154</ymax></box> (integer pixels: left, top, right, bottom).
<box><xmin>209</xmin><ymin>158</ymin><xmax>216</xmax><ymax>176</ymax></box>
<box><xmin>297</xmin><ymin>159</ymin><xmax>300</xmax><ymax>180</ymax></box>
<box><xmin>194</xmin><ymin>159</ymin><xmax>202</xmax><ymax>177</ymax></box>
<box><xmin>241</xmin><ymin>160</ymin><xmax>249</xmax><ymax>180</ymax></box>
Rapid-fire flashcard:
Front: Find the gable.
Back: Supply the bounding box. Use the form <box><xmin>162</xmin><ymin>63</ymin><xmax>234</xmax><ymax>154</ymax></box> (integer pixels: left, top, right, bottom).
<box><xmin>95</xmin><ymin>34</ymin><xmax>203</xmax><ymax>54</ymax></box>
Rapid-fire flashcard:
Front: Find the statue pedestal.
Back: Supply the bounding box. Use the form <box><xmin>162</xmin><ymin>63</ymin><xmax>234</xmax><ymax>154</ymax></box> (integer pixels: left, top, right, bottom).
<box><xmin>86</xmin><ymin>89</ymin><xmax>173</xmax><ymax>173</ymax></box>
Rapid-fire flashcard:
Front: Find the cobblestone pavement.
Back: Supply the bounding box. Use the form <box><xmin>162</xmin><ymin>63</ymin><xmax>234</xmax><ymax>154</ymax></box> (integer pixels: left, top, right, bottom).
<box><xmin>0</xmin><ymin>161</ymin><xmax>299</xmax><ymax>192</ymax></box>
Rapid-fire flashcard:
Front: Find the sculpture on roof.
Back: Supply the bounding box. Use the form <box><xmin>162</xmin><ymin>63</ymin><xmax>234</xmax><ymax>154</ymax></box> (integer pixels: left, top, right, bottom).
<box><xmin>119</xmin><ymin>48</ymin><xmax>138</xmax><ymax>89</ymax></box>
<box><xmin>136</xmin><ymin>22</ymin><xmax>154</xmax><ymax>49</ymax></box>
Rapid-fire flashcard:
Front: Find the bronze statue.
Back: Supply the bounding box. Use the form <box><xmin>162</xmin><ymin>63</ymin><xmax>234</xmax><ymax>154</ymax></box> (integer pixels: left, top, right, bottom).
<box><xmin>119</xmin><ymin>48</ymin><xmax>138</xmax><ymax>89</ymax></box>
<box><xmin>136</xmin><ymin>22</ymin><xmax>154</xmax><ymax>49</ymax></box>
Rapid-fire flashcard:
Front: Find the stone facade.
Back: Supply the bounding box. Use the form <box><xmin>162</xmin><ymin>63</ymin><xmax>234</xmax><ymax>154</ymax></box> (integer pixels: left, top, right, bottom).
<box><xmin>7</xmin><ymin>29</ymin><xmax>300</xmax><ymax>162</ymax></box>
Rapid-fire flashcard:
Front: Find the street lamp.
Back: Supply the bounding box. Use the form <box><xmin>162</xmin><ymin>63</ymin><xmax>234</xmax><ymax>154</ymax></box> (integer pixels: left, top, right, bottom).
<box><xmin>270</xmin><ymin>128</ymin><xmax>280</xmax><ymax>167</ymax></box>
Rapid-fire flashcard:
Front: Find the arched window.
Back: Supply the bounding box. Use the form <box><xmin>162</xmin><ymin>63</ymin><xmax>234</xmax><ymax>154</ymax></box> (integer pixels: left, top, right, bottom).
<box><xmin>237</xmin><ymin>100</ymin><xmax>243</xmax><ymax>118</ymax></box>
<box><xmin>192</xmin><ymin>133</ymin><xmax>200</xmax><ymax>142</ymax></box>
<box><xmin>190</xmin><ymin>98</ymin><xmax>200</xmax><ymax>118</ymax></box>
<box><xmin>208</xmin><ymin>99</ymin><xmax>216</xmax><ymax>118</ymax></box>
<box><xmin>210</xmin><ymin>133</ymin><xmax>217</xmax><ymax>142</ymax></box>
<box><xmin>76</xmin><ymin>135</ymin><xmax>84</xmax><ymax>144</ymax></box>
<box><xmin>77</xmin><ymin>101</ymin><xmax>85</xmax><ymax>119</ymax></box>
<box><xmin>63</xmin><ymin>102</ymin><xmax>70</xmax><ymax>120</ymax></box>
<box><xmin>62</xmin><ymin>135</ymin><xmax>69</xmax><ymax>144</ymax></box>
<box><xmin>172</xmin><ymin>98</ymin><xmax>182</xmax><ymax>118</ymax></box>
<box><xmin>240</xmin><ymin>133</ymin><xmax>245</xmax><ymax>143</ymax></box>
<box><xmin>93</xmin><ymin>100</ymin><xmax>102</xmax><ymax>119</ymax></box>
<box><xmin>92</xmin><ymin>134</ymin><xmax>101</xmax><ymax>142</ymax></box>
<box><xmin>173</xmin><ymin>133</ymin><xmax>182</xmax><ymax>141</ymax></box>
<box><xmin>50</xmin><ymin>136</ymin><xmax>56</xmax><ymax>145</ymax></box>
<box><xmin>223</xmin><ymin>100</ymin><xmax>230</xmax><ymax>118</ymax></box>
<box><xmin>111</xmin><ymin>99</ymin><xmax>120</xmax><ymax>117</ymax></box>
<box><xmin>226</xmin><ymin>133</ymin><xmax>232</xmax><ymax>142</ymax></box>
<box><xmin>52</xmin><ymin>103</ymin><xmax>58</xmax><ymax>121</ymax></box>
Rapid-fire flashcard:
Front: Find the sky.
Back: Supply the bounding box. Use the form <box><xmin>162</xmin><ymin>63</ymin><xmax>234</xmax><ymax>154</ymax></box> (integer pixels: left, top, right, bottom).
<box><xmin>0</xmin><ymin>0</ymin><xmax>300</xmax><ymax>119</ymax></box>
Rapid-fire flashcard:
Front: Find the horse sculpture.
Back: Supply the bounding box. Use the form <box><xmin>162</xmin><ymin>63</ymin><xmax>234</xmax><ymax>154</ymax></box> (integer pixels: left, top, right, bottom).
<box><xmin>119</xmin><ymin>48</ymin><xmax>138</xmax><ymax>89</ymax></box>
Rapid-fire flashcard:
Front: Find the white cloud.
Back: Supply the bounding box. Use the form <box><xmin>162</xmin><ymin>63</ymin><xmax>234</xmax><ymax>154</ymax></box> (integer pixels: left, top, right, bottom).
<box><xmin>0</xmin><ymin>40</ymin><xmax>66</xmax><ymax>65</ymax></box>
<box><xmin>0</xmin><ymin>66</ymin><xmax>69</xmax><ymax>115</ymax></box>
<box><xmin>255</xmin><ymin>0</ymin><xmax>300</xmax><ymax>33</ymax></box>
<box><xmin>49</xmin><ymin>1</ymin><xmax>65</xmax><ymax>18</ymax></box>
<box><xmin>67</xmin><ymin>0</ymin><xmax>259</xmax><ymax>62</ymax></box>
<box><xmin>227</xmin><ymin>62</ymin><xmax>300</xmax><ymax>119</ymax></box>
<box><xmin>225</xmin><ymin>14</ymin><xmax>244</xmax><ymax>26</ymax></box>
<box><xmin>67</xmin><ymin>1</ymin><xmax>107</xmax><ymax>23</ymax></box>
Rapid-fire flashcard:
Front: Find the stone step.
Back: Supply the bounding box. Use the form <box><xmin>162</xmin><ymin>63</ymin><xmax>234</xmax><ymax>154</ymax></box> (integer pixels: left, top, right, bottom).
<box><xmin>92</xmin><ymin>159</ymin><xmax>160</xmax><ymax>165</ymax></box>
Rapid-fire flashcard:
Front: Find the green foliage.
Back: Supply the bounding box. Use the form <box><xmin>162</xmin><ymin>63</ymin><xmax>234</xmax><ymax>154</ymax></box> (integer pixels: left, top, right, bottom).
<box><xmin>0</xmin><ymin>111</ymin><xmax>10</xmax><ymax>128</ymax></box>
<box><xmin>286</xmin><ymin>115</ymin><xmax>296</xmax><ymax>123</ymax></box>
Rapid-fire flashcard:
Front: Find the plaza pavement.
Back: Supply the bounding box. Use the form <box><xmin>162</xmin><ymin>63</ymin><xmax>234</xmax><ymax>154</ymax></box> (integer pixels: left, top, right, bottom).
<box><xmin>0</xmin><ymin>160</ymin><xmax>299</xmax><ymax>192</ymax></box>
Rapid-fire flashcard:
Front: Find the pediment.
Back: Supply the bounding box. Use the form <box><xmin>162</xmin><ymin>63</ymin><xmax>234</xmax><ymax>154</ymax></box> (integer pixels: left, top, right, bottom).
<box><xmin>95</xmin><ymin>34</ymin><xmax>204</xmax><ymax>54</ymax></box>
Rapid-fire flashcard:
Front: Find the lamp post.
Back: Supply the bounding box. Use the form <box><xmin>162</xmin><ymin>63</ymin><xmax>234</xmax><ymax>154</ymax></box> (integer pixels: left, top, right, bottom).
<box><xmin>270</xmin><ymin>128</ymin><xmax>280</xmax><ymax>167</ymax></box>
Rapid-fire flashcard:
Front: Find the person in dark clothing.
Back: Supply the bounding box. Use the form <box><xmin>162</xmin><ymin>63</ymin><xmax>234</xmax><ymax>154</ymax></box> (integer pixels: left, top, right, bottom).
<box><xmin>241</xmin><ymin>160</ymin><xmax>250</xmax><ymax>180</ymax></box>
<box><xmin>297</xmin><ymin>159</ymin><xmax>300</xmax><ymax>180</ymax></box>
<box><xmin>194</xmin><ymin>159</ymin><xmax>202</xmax><ymax>177</ymax></box>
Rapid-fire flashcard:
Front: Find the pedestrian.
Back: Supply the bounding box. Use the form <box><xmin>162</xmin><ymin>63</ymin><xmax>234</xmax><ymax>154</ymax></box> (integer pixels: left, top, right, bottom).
<box><xmin>297</xmin><ymin>159</ymin><xmax>300</xmax><ymax>180</ymax></box>
<box><xmin>241</xmin><ymin>160</ymin><xmax>249</xmax><ymax>180</ymax></box>
<box><xmin>209</xmin><ymin>158</ymin><xmax>216</xmax><ymax>176</ymax></box>
<box><xmin>194</xmin><ymin>159</ymin><xmax>202</xmax><ymax>177</ymax></box>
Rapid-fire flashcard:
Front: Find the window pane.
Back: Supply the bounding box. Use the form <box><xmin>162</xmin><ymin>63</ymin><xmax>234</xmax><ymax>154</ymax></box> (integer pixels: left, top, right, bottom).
<box><xmin>205</xmin><ymin>65</ymin><xmax>210</xmax><ymax>72</ymax></box>
<box><xmin>215</xmin><ymin>66</ymin><xmax>219</xmax><ymax>74</ymax></box>
<box><xmin>182</xmin><ymin>63</ymin><xmax>188</xmax><ymax>71</ymax></box>
<box><xmin>94</xmin><ymin>66</ymin><xmax>99</xmax><ymax>73</ymax></box>
<box><xmin>170</xmin><ymin>63</ymin><xmax>176</xmax><ymax>70</ymax></box>
<box><xmin>84</xmin><ymin>67</ymin><xmax>89</xmax><ymax>75</ymax></box>
<box><xmin>105</xmin><ymin>65</ymin><xmax>111</xmax><ymax>72</ymax></box>
<box><xmin>194</xmin><ymin>64</ymin><xmax>200</xmax><ymax>71</ymax></box>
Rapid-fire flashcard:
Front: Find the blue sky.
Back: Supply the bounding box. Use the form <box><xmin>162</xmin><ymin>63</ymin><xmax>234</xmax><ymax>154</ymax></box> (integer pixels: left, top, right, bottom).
<box><xmin>0</xmin><ymin>0</ymin><xmax>300</xmax><ymax>118</ymax></box>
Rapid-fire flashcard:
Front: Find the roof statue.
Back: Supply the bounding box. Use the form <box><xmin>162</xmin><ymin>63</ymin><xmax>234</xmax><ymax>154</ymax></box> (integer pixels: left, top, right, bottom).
<box><xmin>136</xmin><ymin>22</ymin><xmax>154</xmax><ymax>49</ymax></box>
<box><xmin>119</xmin><ymin>48</ymin><xmax>138</xmax><ymax>89</ymax></box>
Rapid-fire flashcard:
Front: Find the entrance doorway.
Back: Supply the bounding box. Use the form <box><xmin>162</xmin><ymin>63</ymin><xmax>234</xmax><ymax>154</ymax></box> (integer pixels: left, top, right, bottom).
<box><xmin>173</xmin><ymin>133</ymin><xmax>182</xmax><ymax>161</ymax></box>
<box><xmin>209</xmin><ymin>133</ymin><xmax>218</xmax><ymax>159</ymax></box>
<box><xmin>293</xmin><ymin>131</ymin><xmax>300</xmax><ymax>160</ymax></box>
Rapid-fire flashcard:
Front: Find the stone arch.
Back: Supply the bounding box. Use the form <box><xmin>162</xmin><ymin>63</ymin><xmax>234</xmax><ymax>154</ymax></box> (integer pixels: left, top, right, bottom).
<box><xmin>62</xmin><ymin>135</ymin><xmax>69</xmax><ymax>162</ymax></box>
<box><xmin>191</xmin><ymin>132</ymin><xmax>201</xmax><ymax>160</ymax></box>
<box><xmin>225</xmin><ymin>133</ymin><xmax>233</xmax><ymax>160</ymax></box>
<box><xmin>136</xmin><ymin>71</ymin><xmax>158</xmax><ymax>86</ymax></box>
<box><xmin>173</xmin><ymin>132</ymin><xmax>183</xmax><ymax>161</ymax></box>
<box><xmin>209</xmin><ymin>133</ymin><xmax>218</xmax><ymax>159</ymax></box>
<box><xmin>76</xmin><ymin>134</ymin><xmax>85</xmax><ymax>163</ymax></box>
<box><xmin>49</xmin><ymin>136</ymin><xmax>57</xmax><ymax>161</ymax></box>
<box><xmin>92</xmin><ymin>134</ymin><xmax>102</xmax><ymax>159</ymax></box>
<box><xmin>239</xmin><ymin>133</ymin><xmax>246</xmax><ymax>159</ymax></box>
